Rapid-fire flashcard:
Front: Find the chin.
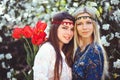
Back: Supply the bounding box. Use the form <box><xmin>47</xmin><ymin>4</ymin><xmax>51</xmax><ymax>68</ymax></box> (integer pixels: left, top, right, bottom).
<box><xmin>64</xmin><ymin>41</ymin><xmax>70</xmax><ymax>44</ymax></box>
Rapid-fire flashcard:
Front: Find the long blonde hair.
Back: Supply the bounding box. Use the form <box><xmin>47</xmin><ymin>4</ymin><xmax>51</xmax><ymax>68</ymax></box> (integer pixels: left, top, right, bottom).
<box><xmin>73</xmin><ymin>6</ymin><xmax>109</xmax><ymax>80</ymax></box>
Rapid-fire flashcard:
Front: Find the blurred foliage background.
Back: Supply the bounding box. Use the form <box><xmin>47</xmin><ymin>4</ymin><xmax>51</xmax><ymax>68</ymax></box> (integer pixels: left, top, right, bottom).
<box><xmin>0</xmin><ymin>0</ymin><xmax>120</xmax><ymax>80</ymax></box>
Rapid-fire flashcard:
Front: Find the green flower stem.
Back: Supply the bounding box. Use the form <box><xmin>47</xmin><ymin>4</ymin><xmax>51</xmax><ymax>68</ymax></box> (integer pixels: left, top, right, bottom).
<box><xmin>23</xmin><ymin>38</ymin><xmax>34</xmax><ymax>67</ymax></box>
<box><xmin>24</xmin><ymin>38</ymin><xmax>33</xmax><ymax>54</ymax></box>
<box><xmin>33</xmin><ymin>45</ymin><xmax>38</xmax><ymax>55</ymax></box>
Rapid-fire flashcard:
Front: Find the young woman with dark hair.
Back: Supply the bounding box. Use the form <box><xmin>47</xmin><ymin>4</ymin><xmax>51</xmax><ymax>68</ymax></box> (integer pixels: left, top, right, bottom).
<box><xmin>33</xmin><ymin>11</ymin><xmax>75</xmax><ymax>80</ymax></box>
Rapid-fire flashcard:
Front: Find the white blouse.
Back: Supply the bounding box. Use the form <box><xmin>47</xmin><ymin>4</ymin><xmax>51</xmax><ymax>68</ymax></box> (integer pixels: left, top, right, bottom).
<box><xmin>33</xmin><ymin>42</ymin><xmax>72</xmax><ymax>80</ymax></box>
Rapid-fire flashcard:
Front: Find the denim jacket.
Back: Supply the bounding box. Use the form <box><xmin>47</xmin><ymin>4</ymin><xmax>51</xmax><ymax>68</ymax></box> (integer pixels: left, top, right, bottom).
<box><xmin>72</xmin><ymin>43</ymin><xmax>104</xmax><ymax>80</ymax></box>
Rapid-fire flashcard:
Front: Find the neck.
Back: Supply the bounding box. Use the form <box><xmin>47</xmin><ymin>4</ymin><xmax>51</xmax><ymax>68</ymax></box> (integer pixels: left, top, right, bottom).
<box><xmin>59</xmin><ymin>42</ymin><xmax>63</xmax><ymax>51</ymax></box>
<box><xmin>79</xmin><ymin>37</ymin><xmax>93</xmax><ymax>51</ymax></box>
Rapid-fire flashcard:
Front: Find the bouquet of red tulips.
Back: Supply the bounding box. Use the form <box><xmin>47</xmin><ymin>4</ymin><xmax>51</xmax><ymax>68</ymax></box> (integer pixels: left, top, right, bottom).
<box><xmin>12</xmin><ymin>20</ymin><xmax>47</xmax><ymax>68</ymax></box>
<box><xmin>12</xmin><ymin>20</ymin><xmax>47</xmax><ymax>80</ymax></box>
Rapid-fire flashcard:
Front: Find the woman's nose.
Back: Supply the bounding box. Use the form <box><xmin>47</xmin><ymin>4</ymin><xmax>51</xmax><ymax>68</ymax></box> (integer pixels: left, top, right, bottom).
<box><xmin>67</xmin><ymin>29</ymin><xmax>73</xmax><ymax>35</ymax></box>
<box><xmin>82</xmin><ymin>24</ymin><xmax>87</xmax><ymax>29</ymax></box>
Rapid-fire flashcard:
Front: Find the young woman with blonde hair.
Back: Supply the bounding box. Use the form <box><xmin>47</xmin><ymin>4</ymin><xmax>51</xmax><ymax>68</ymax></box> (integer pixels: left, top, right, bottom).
<box><xmin>72</xmin><ymin>6</ymin><xmax>109</xmax><ymax>80</ymax></box>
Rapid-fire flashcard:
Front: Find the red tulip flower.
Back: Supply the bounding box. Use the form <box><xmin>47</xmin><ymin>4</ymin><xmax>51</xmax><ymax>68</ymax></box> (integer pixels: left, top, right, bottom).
<box><xmin>33</xmin><ymin>21</ymin><xmax>47</xmax><ymax>34</ymax></box>
<box><xmin>22</xmin><ymin>25</ymin><xmax>33</xmax><ymax>38</ymax></box>
<box><xmin>32</xmin><ymin>32</ymin><xmax>46</xmax><ymax>45</ymax></box>
<box><xmin>12</xmin><ymin>27</ymin><xmax>22</xmax><ymax>39</ymax></box>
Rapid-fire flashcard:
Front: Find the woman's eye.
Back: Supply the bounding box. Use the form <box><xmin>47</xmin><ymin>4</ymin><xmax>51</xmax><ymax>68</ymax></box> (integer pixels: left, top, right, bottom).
<box><xmin>77</xmin><ymin>23</ymin><xmax>82</xmax><ymax>26</ymax></box>
<box><xmin>62</xmin><ymin>27</ymin><xmax>67</xmax><ymax>29</ymax></box>
<box><xmin>87</xmin><ymin>21</ymin><xmax>92</xmax><ymax>24</ymax></box>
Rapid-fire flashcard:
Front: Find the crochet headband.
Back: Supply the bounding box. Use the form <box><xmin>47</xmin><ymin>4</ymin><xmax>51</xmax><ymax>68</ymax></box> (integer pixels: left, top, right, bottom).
<box><xmin>52</xmin><ymin>21</ymin><xmax>74</xmax><ymax>25</ymax></box>
<box><xmin>75</xmin><ymin>16</ymin><xmax>96</xmax><ymax>21</ymax></box>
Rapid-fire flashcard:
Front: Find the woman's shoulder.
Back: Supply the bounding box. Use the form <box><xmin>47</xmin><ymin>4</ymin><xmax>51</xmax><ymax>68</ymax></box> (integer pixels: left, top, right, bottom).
<box><xmin>85</xmin><ymin>43</ymin><xmax>103</xmax><ymax>58</ymax></box>
<box><xmin>37</xmin><ymin>42</ymin><xmax>55</xmax><ymax>56</ymax></box>
<box><xmin>90</xmin><ymin>42</ymin><xmax>102</xmax><ymax>51</ymax></box>
<box><xmin>40</xmin><ymin>42</ymin><xmax>54</xmax><ymax>50</ymax></box>
<box><xmin>88</xmin><ymin>43</ymin><xmax>104</xmax><ymax>58</ymax></box>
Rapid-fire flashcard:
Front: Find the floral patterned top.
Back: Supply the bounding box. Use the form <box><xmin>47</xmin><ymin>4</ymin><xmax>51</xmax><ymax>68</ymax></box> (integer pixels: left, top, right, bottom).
<box><xmin>33</xmin><ymin>42</ymin><xmax>72</xmax><ymax>80</ymax></box>
<box><xmin>72</xmin><ymin>43</ymin><xmax>104</xmax><ymax>80</ymax></box>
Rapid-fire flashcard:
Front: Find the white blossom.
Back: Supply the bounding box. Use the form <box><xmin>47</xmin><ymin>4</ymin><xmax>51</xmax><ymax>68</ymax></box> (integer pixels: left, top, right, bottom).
<box><xmin>104</xmin><ymin>2</ymin><xmax>110</xmax><ymax>11</ymax></box>
<box><xmin>1</xmin><ymin>18</ymin><xmax>7</xmax><ymax>25</ymax></box>
<box><xmin>32</xmin><ymin>0</ymin><xmax>38</xmax><ymax>4</ymax></box>
<box><xmin>33</xmin><ymin>0</ymin><xmax>48</xmax><ymax>4</ymax></box>
<box><xmin>10</xmin><ymin>0</ymin><xmax>15</xmax><ymax>3</ymax></box>
<box><xmin>101</xmin><ymin>36</ymin><xmax>110</xmax><ymax>46</ymax></box>
<box><xmin>12</xmin><ymin>78</ymin><xmax>17</xmax><ymax>80</ymax></box>
<box><xmin>73</xmin><ymin>2</ymin><xmax>78</xmax><ymax>7</ymax></box>
<box><xmin>109</xmin><ymin>33</ymin><xmax>114</xmax><ymax>40</ymax></box>
<box><xmin>8</xmin><ymin>9</ymin><xmax>15</xmax><ymax>18</ymax></box>
<box><xmin>67</xmin><ymin>7</ymin><xmax>76</xmax><ymax>14</ymax></box>
<box><xmin>0</xmin><ymin>54</ymin><xmax>4</xmax><ymax>60</ymax></box>
<box><xmin>16</xmin><ymin>16</ymin><xmax>22</xmax><ymax>22</ymax></box>
<box><xmin>4</xmin><ymin>14</ymin><xmax>12</xmax><ymax>22</ymax></box>
<box><xmin>102</xmin><ymin>24</ymin><xmax>110</xmax><ymax>30</ymax></box>
<box><xmin>44</xmin><ymin>14</ymin><xmax>51</xmax><ymax>21</ymax></box>
<box><xmin>86</xmin><ymin>1</ymin><xmax>97</xmax><ymax>7</ymax></box>
<box><xmin>112</xmin><ymin>9</ymin><xmax>120</xmax><ymax>23</ymax></box>
<box><xmin>0</xmin><ymin>5</ymin><xmax>5</xmax><ymax>15</ymax></box>
<box><xmin>1</xmin><ymin>62</ymin><xmax>6</xmax><ymax>69</ymax></box>
<box><xmin>0</xmin><ymin>36</ymin><xmax>3</xmax><ymax>42</ymax></box>
<box><xmin>31</xmin><ymin>1</ymin><xmax>37</xmax><ymax>7</ymax></box>
<box><xmin>23</xmin><ymin>12</ymin><xmax>29</xmax><ymax>18</ymax></box>
<box><xmin>37</xmin><ymin>6</ymin><xmax>45</xmax><ymax>13</ymax></box>
<box><xmin>4</xmin><ymin>30</ymin><xmax>12</xmax><ymax>37</ymax></box>
<box><xmin>27</xmin><ymin>18</ymin><xmax>32</xmax><ymax>24</ymax></box>
<box><xmin>1</xmin><ymin>0</ymin><xmax>9</xmax><ymax>5</ymax></box>
<box><xmin>10</xmin><ymin>68</ymin><xmax>14</xmax><ymax>73</ymax></box>
<box><xmin>111</xmin><ymin>0</ymin><xmax>120</xmax><ymax>5</ymax></box>
<box><xmin>5</xmin><ymin>53</ymin><xmax>12</xmax><ymax>60</ymax></box>
<box><xmin>28</xmin><ymin>69</ymin><xmax>32</xmax><ymax>74</ymax></box>
<box><xmin>47</xmin><ymin>5</ymin><xmax>51</xmax><ymax>9</ymax></box>
<box><xmin>113</xmin><ymin>59</ymin><xmax>120</xmax><ymax>68</ymax></box>
<box><xmin>52</xmin><ymin>7</ymin><xmax>58</xmax><ymax>12</ymax></box>
<box><xmin>7</xmin><ymin>71</ymin><xmax>12</xmax><ymax>79</ymax></box>
<box><xmin>67</xmin><ymin>0</ymin><xmax>72</xmax><ymax>3</ymax></box>
<box><xmin>24</xmin><ymin>3</ymin><xmax>32</xmax><ymax>10</ymax></box>
<box><xmin>115</xmin><ymin>32</ymin><xmax>120</xmax><ymax>38</ymax></box>
<box><xmin>0</xmin><ymin>23</ymin><xmax>4</xmax><ymax>29</ymax></box>
<box><xmin>51</xmin><ymin>11</ymin><xmax>58</xmax><ymax>18</ymax></box>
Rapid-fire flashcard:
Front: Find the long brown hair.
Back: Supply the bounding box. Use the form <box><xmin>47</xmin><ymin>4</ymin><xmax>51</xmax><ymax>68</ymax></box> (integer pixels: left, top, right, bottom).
<box><xmin>47</xmin><ymin>11</ymin><xmax>75</xmax><ymax>80</ymax></box>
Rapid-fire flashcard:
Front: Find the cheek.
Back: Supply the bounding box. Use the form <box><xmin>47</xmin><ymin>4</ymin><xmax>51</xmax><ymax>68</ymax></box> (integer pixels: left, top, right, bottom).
<box><xmin>77</xmin><ymin>25</ymin><xmax>83</xmax><ymax>29</ymax></box>
<box><xmin>90</xmin><ymin>26</ymin><xmax>94</xmax><ymax>32</ymax></box>
<box><xmin>71</xmin><ymin>31</ymin><xmax>74</xmax><ymax>35</ymax></box>
<box><xmin>71</xmin><ymin>33</ymin><xmax>74</xmax><ymax>38</ymax></box>
<box><xmin>57</xmin><ymin>29</ymin><xmax>60</xmax><ymax>38</ymax></box>
<box><xmin>76</xmin><ymin>27</ymin><xmax>82</xmax><ymax>33</ymax></box>
<box><xmin>57</xmin><ymin>27</ymin><xmax>61</xmax><ymax>34</ymax></box>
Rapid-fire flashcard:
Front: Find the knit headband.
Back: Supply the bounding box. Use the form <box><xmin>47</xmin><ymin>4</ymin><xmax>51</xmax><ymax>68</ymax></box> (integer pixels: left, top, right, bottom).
<box><xmin>52</xmin><ymin>21</ymin><xmax>74</xmax><ymax>25</ymax></box>
<box><xmin>75</xmin><ymin>16</ymin><xmax>96</xmax><ymax>21</ymax></box>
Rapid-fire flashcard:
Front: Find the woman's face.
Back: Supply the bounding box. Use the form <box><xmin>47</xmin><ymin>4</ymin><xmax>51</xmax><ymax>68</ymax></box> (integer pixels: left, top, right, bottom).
<box><xmin>76</xmin><ymin>13</ymin><xmax>94</xmax><ymax>39</ymax></box>
<box><xmin>57</xmin><ymin>19</ymin><xmax>74</xmax><ymax>47</ymax></box>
